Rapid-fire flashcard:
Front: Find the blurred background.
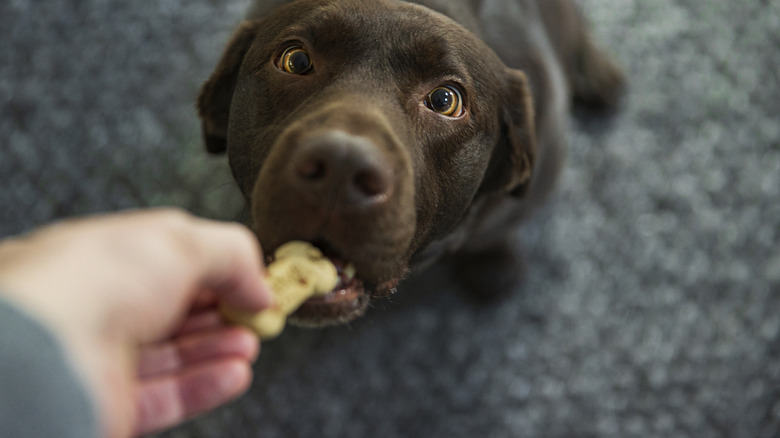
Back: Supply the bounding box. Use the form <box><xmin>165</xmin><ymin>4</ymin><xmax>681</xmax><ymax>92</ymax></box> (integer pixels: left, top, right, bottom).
<box><xmin>1</xmin><ymin>1</ymin><xmax>779</xmax><ymax>437</ymax></box>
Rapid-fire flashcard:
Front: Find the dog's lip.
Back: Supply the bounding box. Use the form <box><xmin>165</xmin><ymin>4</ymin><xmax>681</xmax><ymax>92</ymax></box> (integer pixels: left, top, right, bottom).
<box><xmin>295</xmin><ymin>278</ymin><xmax>366</xmax><ymax>315</ymax></box>
<box><xmin>290</xmin><ymin>272</ymin><xmax>405</xmax><ymax>325</ymax></box>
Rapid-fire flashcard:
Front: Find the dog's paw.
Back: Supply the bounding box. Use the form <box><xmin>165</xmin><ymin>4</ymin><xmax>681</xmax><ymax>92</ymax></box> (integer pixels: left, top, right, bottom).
<box><xmin>571</xmin><ymin>35</ymin><xmax>627</xmax><ymax>110</ymax></box>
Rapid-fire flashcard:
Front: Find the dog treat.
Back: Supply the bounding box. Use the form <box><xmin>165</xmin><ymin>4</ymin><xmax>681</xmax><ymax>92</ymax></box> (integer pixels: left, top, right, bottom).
<box><xmin>219</xmin><ymin>241</ymin><xmax>339</xmax><ymax>340</ymax></box>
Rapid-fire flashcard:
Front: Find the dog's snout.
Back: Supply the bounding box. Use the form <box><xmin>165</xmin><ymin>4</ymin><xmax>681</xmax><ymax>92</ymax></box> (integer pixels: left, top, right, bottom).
<box><xmin>291</xmin><ymin>131</ymin><xmax>394</xmax><ymax>209</ymax></box>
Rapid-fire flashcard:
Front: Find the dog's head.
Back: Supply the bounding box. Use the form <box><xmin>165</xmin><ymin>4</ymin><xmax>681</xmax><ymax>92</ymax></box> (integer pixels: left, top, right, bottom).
<box><xmin>198</xmin><ymin>0</ymin><xmax>536</xmax><ymax>325</ymax></box>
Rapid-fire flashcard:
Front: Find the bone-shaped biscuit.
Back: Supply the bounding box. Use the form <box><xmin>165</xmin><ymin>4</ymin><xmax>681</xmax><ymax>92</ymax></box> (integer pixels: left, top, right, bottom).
<box><xmin>219</xmin><ymin>241</ymin><xmax>338</xmax><ymax>340</ymax></box>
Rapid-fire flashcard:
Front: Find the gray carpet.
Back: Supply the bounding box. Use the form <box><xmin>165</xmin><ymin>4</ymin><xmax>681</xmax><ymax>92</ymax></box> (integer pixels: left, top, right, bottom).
<box><xmin>1</xmin><ymin>1</ymin><xmax>779</xmax><ymax>437</ymax></box>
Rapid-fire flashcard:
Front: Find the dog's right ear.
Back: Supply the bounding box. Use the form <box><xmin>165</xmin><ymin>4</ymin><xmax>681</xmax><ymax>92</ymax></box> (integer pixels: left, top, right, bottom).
<box><xmin>197</xmin><ymin>21</ymin><xmax>260</xmax><ymax>154</ymax></box>
<box><xmin>500</xmin><ymin>69</ymin><xmax>537</xmax><ymax>197</ymax></box>
<box><xmin>479</xmin><ymin>68</ymin><xmax>537</xmax><ymax>197</ymax></box>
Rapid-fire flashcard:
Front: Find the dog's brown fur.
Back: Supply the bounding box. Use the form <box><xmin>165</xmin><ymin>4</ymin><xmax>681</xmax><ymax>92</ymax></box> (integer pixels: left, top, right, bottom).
<box><xmin>198</xmin><ymin>0</ymin><xmax>624</xmax><ymax>325</ymax></box>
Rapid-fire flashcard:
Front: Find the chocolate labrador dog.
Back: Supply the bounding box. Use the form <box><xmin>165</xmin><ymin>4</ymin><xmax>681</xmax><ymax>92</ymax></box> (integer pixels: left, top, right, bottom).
<box><xmin>198</xmin><ymin>0</ymin><xmax>623</xmax><ymax>326</ymax></box>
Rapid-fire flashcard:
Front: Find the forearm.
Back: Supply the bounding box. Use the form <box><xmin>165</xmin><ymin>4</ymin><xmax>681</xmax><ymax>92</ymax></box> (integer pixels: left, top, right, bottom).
<box><xmin>0</xmin><ymin>295</ymin><xmax>98</xmax><ymax>438</ymax></box>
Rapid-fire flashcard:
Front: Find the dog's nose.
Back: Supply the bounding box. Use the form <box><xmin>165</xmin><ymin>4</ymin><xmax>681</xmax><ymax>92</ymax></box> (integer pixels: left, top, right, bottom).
<box><xmin>291</xmin><ymin>131</ymin><xmax>394</xmax><ymax>210</ymax></box>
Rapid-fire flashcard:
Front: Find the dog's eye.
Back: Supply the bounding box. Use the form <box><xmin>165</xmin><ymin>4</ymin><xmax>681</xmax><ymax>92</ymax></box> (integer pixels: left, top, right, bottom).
<box><xmin>425</xmin><ymin>86</ymin><xmax>464</xmax><ymax>117</ymax></box>
<box><xmin>279</xmin><ymin>46</ymin><xmax>313</xmax><ymax>75</ymax></box>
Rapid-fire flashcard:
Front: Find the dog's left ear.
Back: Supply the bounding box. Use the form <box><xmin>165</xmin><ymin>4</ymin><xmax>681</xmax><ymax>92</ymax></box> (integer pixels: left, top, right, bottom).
<box><xmin>197</xmin><ymin>21</ymin><xmax>260</xmax><ymax>154</ymax></box>
<box><xmin>482</xmin><ymin>68</ymin><xmax>537</xmax><ymax>197</ymax></box>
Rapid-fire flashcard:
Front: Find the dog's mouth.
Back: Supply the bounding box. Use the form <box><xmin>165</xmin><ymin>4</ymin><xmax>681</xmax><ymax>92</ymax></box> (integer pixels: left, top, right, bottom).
<box><xmin>270</xmin><ymin>243</ymin><xmax>395</xmax><ymax>326</ymax></box>
<box><xmin>290</xmin><ymin>256</ymin><xmax>368</xmax><ymax>326</ymax></box>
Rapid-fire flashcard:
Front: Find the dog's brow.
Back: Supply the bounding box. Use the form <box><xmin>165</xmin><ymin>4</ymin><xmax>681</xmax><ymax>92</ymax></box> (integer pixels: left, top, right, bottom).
<box><xmin>301</xmin><ymin>6</ymin><xmax>465</xmax><ymax>70</ymax></box>
<box><xmin>386</xmin><ymin>34</ymin><xmax>468</xmax><ymax>84</ymax></box>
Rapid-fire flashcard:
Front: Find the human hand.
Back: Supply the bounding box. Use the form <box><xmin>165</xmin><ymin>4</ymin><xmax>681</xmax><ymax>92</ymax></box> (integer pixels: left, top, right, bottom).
<box><xmin>0</xmin><ymin>209</ymin><xmax>272</xmax><ymax>437</ymax></box>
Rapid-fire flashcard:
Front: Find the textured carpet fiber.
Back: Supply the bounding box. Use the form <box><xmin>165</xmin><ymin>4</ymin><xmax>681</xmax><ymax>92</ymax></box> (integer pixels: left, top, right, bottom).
<box><xmin>1</xmin><ymin>1</ymin><xmax>779</xmax><ymax>437</ymax></box>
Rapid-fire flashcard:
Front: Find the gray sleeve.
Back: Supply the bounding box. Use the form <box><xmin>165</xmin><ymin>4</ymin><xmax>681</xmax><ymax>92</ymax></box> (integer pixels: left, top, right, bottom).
<box><xmin>0</xmin><ymin>296</ymin><xmax>99</xmax><ymax>438</ymax></box>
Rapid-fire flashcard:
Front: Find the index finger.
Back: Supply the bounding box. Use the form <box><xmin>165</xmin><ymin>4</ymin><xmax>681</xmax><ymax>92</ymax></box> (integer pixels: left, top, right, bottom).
<box><xmin>185</xmin><ymin>218</ymin><xmax>272</xmax><ymax>312</ymax></box>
